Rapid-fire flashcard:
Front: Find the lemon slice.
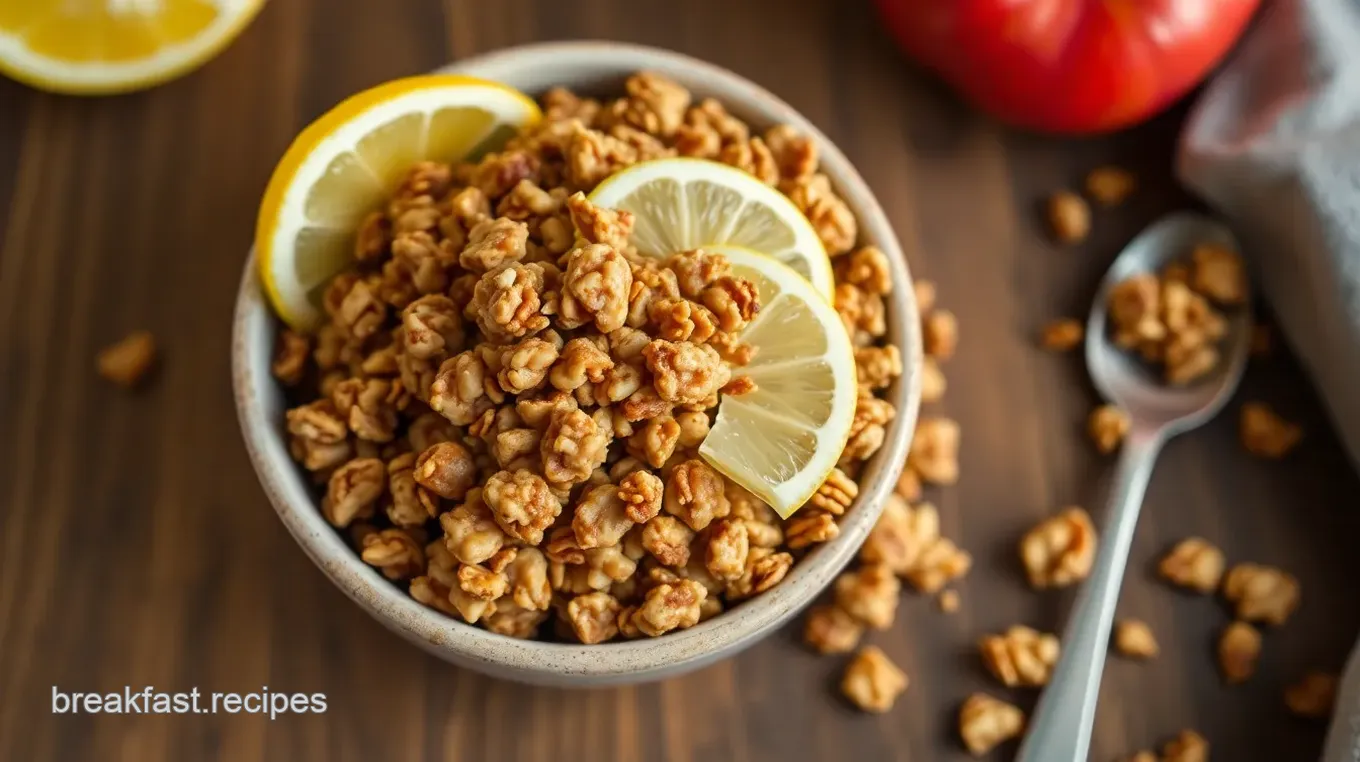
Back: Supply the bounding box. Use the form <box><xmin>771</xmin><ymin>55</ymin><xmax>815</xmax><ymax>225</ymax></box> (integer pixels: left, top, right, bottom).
<box><xmin>588</xmin><ymin>158</ymin><xmax>834</xmax><ymax>301</ymax></box>
<box><xmin>0</xmin><ymin>0</ymin><xmax>264</xmax><ymax>95</ymax></box>
<box><xmin>256</xmin><ymin>75</ymin><xmax>541</xmax><ymax>329</ymax></box>
<box><xmin>699</xmin><ymin>245</ymin><xmax>857</xmax><ymax>517</ymax></box>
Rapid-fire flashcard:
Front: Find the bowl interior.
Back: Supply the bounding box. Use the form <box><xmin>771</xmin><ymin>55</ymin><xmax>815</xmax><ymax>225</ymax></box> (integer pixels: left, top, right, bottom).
<box><xmin>233</xmin><ymin>41</ymin><xmax>922</xmax><ymax>686</ymax></box>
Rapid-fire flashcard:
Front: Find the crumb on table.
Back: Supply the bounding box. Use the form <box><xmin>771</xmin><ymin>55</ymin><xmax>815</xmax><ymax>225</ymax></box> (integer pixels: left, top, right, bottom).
<box><xmin>97</xmin><ymin>330</ymin><xmax>157</xmax><ymax>388</ymax></box>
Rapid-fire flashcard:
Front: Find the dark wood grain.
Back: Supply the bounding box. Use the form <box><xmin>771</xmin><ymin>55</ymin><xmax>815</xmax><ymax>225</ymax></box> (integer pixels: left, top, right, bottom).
<box><xmin>1</xmin><ymin>1</ymin><xmax>1357</xmax><ymax>760</ymax></box>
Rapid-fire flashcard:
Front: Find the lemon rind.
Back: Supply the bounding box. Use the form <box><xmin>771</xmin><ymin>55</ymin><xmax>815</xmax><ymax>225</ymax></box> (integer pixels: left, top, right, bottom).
<box><xmin>0</xmin><ymin>0</ymin><xmax>266</xmax><ymax>95</ymax></box>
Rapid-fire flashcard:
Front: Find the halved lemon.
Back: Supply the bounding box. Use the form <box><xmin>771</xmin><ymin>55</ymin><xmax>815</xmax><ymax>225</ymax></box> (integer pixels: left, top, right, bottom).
<box><xmin>699</xmin><ymin>245</ymin><xmax>857</xmax><ymax>517</ymax></box>
<box><xmin>0</xmin><ymin>0</ymin><xmax>264</xmax><ymax>95</ymax></box>
<box><xmin>588</xmin><ymin>158</ymin><xmax>834</xmax><ymax>301</ymax></box>
<box><xmin>256</xmin><ymin>75</ymin><xmax>541</xmax><ymax>329</ymax></box>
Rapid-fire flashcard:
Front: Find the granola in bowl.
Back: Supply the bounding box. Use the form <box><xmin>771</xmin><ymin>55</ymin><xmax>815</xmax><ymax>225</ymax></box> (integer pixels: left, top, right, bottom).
<box><xmin>257</xmin><ymin>65</ymin><xmax>916</xmax><ymax>651</ymax></box>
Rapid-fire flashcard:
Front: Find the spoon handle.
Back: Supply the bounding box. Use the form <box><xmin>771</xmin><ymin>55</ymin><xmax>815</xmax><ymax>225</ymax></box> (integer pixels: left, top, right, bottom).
<box><xmin>1015</xmin><ymin>427</ymin><xmax>1164</xmax><ymax>762</ymax></box>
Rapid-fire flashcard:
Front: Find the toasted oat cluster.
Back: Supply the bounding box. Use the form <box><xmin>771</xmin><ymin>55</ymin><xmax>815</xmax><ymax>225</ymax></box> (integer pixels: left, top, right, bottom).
<box><xmin>272</xmin><ymin>72</ymin><xmax>901</xmax><ymax>643</ymax></box>
<box><xmin>1019</xmin><ymin>507</ymin><xmax>1096</xmax><ymax>589</ymax></box>
<box><xmin>959</xmin><ymin>693</ymin><xmax>1025</xmax><ymax>756</ymax></box>
<box><xmin>1106</xmin><ymin>243</ymin><xmax>1246</xmax><ymax>385</ymax></box>
<box><xmin>1046</xmin><ymin>190</ymin><xmax>1091</xmax><ymax>244</ymax></box>
<box><xmin>979</xmin><ymin>625</ymin><xmax>1060</xmax><ymax>688</ymax></box>
<box><xmin>1157</xmin><ymin>537</ymin><xmax>1225</xmax><ymax>594</ymax></box>
<box><xmin>1218</xmin><ymin>620</ymin><xmax>1261</xmax><ymax>684</ymax></box>
<box><xmin>1161</xmin><ymin>729</ymin><xmax>1210</xmax><ymax>762</ymax></box>
<box><xmin>1113</xmin><ymin>619</ymin><xmax>1159</xmax><ymax>659</ymax></box>
<box><xmin>1088</xmin><ymin>403</ymin><xmax>1130</xmax><ymax>454</ymax></box>
<box><xmin>1284</xmin><ymin>671</ymin><xmax>1338</xmax><ymax>719</ymax></box>
<box><xmin>1222</xmin><ymin>562</ymin><xmax>1300</xmax><ymax>626</ymax></box>
<box><xmin>841</xmin><ymin>645</ymin><xmax>909</xmax><ymax>713</ymax></box>
<box><xmin>98</xmin><ymin>330</ymin><xmax>157</xmax><ymax>388</ymax></box>
<box><xmin>1239</xmin><ymin>401</ymin><xmax>1302</xmax><ymax>458</ymax></box>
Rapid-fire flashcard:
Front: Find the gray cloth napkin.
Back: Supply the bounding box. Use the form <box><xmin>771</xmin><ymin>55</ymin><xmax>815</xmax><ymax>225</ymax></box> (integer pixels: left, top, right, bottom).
<box><xmin>1177</xmin><ymin>0</ymin><xmax>1360</xmax><ymax>757</ymax></box>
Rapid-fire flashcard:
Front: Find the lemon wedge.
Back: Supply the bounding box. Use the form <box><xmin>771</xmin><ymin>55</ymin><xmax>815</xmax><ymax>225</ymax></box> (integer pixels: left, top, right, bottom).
<box><xmin>0</xmin><ymin>0</ymin><xmax>264</xmax><ymax>95</ymax></box>
<box><xmin>699</xmin><ymin>245</ymin><xmax>857</xmax><ymax>517</ymax></box>
<box><xmin>588</xmin><ymin>158</ymin><xmax>834</xmax><ymax>301</ymax></box>
<box><xmin>255</xmin><ymin>75</ymin><xmax>541</xmax><ymax>329</ymax></box>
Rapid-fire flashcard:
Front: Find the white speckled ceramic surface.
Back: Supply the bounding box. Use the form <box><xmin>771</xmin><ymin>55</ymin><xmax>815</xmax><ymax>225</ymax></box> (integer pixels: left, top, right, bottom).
<box><xmin>232</xmin><ymin>41</ymin><xmax>922</xmax><ymax>686</ymax></box>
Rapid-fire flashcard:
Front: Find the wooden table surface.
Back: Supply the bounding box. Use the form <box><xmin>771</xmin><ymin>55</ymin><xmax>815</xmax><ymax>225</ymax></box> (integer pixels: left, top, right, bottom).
<box><xmin>2</xmin><ymin>1</ymin><xmax>1358</xmax><ymax>760</ymax></box>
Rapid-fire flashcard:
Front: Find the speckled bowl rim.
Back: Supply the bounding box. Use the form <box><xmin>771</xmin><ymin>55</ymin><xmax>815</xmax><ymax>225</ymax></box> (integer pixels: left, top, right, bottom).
<box><xmin>232</xmin><ymin>40</ymin><xmax>922</xmax><ymax>686</ymax></box>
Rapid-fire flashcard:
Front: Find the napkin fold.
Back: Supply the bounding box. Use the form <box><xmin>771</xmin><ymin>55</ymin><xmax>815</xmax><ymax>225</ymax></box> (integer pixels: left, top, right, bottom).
<box><xmin>1177</xmin><ymin>1</ymin><xmax>1360</xmax><ymax>757</ymax></box>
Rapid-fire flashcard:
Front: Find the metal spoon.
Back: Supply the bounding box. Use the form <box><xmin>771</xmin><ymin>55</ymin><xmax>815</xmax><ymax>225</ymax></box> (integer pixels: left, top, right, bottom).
<box><xmin>1015</xmin><ymin>212</ymin><xmax>1252</xmax><ymax>762</ymax></box>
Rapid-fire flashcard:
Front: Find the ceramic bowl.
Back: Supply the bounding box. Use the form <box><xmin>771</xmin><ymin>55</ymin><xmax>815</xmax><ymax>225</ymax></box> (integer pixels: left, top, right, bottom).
<box><xmin>232</xmin><ymin>41</ymin><xmax>922</xmax><ymax>686</ymax></box>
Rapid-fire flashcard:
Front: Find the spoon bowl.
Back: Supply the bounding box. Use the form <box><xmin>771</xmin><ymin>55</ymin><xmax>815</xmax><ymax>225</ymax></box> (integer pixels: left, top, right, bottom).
<box><xmin>1086</xmin><ymin>212</ymin><xmax>1253</xmax><ymax>433</ymax></box>
<box><xmin>1018</xmin><ymin>212</ymin><xmax>1253</xmax><ymax>762</ymax></box>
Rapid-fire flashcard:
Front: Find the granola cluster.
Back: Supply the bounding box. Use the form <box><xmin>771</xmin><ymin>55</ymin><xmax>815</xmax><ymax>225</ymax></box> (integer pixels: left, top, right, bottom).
<box><xmin>273</xmin><ymin>72</ymin><xmax>901</xmax><ymax>644</ymax></box>
<box><xmin>1106</xmin><ymin>243</ymin><xmax>1246</xmax><ymax>385</ymax></box>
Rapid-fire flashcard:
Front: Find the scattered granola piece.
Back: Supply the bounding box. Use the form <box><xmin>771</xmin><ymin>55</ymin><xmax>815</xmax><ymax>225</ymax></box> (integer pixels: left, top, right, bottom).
<box><xmin>937</xmin><ymin>589</ymin><xmax>960</xmax><ymax>613</ymax></box>
<box><xmin>1222</xmin><ymin>563</ymin><xmax>1300</xmax><ymax>626</ymax></box>
<box><xmin>905</xmin><ymin>536</ymin><xmax>972</xmax><ymax>595</ymax></box>
<box><xmin>834</xmin><ymin>563</ymin><xmax>901</xmax><ymax>630</ymax></box>
<box><xmin>923</xmin><ymin>309</ymin><xmax>958</xmax><ymax>360</ymax></box>
<box><xmin>1040</xmin><ymin>318</ymin><xmax>1084</xmax><ymax>351</ymax></box>
<box><xmin>841</xmin><ymin>646</ymin><xmax>908</xmax><ymax>713</ymax></box>
<box><xmin>1113</xmin><ymin>619</ymin><xmax>1159</xmax><ymax>659</ymax></box>
<box><xmin>1089</xmin><ymin>404</ymin><xmax>1131</xmax><ymax>454</ymax></box>
<box><xmin>895</xmin><ymin>466</ymin><xmax>922</xmax><ymax>502</ymax></box>
<box><xmin>1240</xmin><ymin>402</ymin><xmax>1302</xmax><ymax>458</ymax></box>
<box><xmin>1161</xmin><ymin>729</ymin><xmax>1209</xmax><ymax>762</ymax></box>
<box><xmin>1284</xmin><ymin>671</ymin><xmax>1338</xmax><ymax>718</ymax></box>
<box><xmin>1218</xmin><ymin>621</ymin><xmax>1261</xmax><ymax>684</ymax></box>
<box><xmin>1047</xmin><ymin>190</ymin><xmax>1090</xmax><ymax>244</ymax></box>
<box><xmin>920</xmin><ymin>357</ymin><xmax>947</xmax><ymax>403</ymax></box>
<box><xmin>1019</xmin><ymin>507</ymin><xmax>1096</xmax><ymax>589</ymax></box>
<box><xmin>1158</xmin><ymin>538</ymin><xmax>1225</xmax><ymax>594</ymax></box>
<box><xmin>803</xmin><ymin>604</ymin><xmax>863</xmax><ymax>655</ymax></box>
<box><xmin>908</xmin><ymin>417</ymin><xmax>960</xmax><ymax>485</ymax></box>
<box><xmin>97</xmin><ymin>330</ymin><xmax>157</xmax><ymax>388</ymax></box>
<box><xmin>913</xmin><ymin>279</ymin><xmax>936</xmax><ymax>315</ymax></box>
<box><xmin>979</xmin><ymin>626</ymin><xmax>1060</xmax><ymax>688</ymax></box>
<box><xmin>860</xmin><ymin>495</ymin><xmax>938</xmax><ymax>575</ymax></box>
<box><xmin>959</xmin><ymin>693</ymin><xmax>1025</xmax><ymax>756</ymax></box>
<box><xmin>1085</xmin><ymin>166</ymin><xmax>1135</xmax><ymax>207</ymax></box>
